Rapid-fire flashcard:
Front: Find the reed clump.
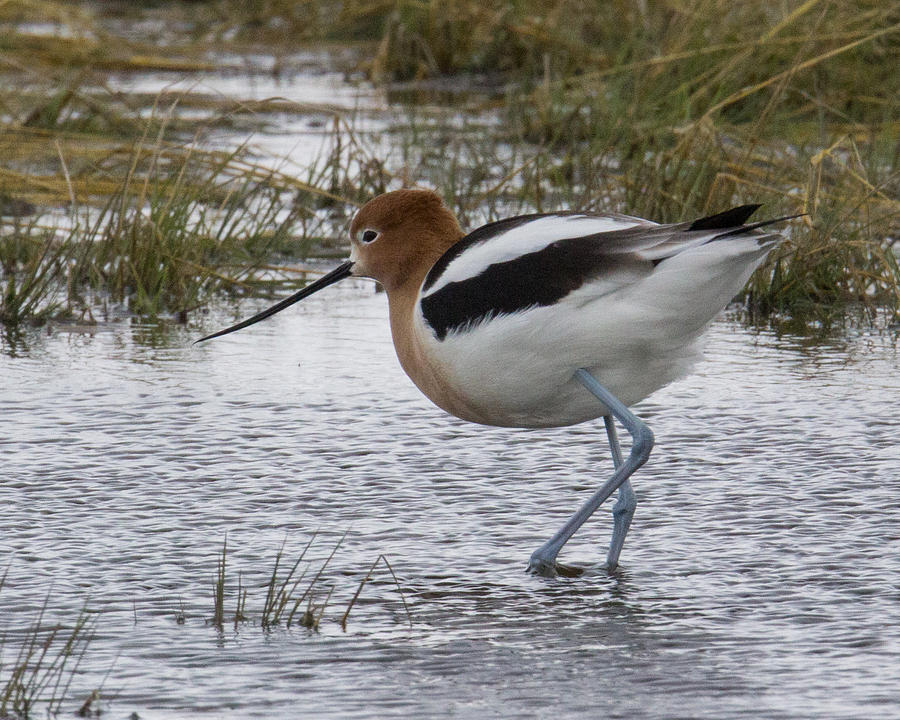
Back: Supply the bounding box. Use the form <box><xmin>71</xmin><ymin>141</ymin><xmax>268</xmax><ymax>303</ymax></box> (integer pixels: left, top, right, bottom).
<box><xmin>0</xmin><ymin>572</ymin><xmax>103</xmax><ymax>720</ymax></box>
<box><xmin>0</xmin><ymin>139</ymin><xmax>334</xmax><ymax>326</ymax></box>
<box><xmin>210</xmin><ymin>534</ymin><xmax>411</xmax><ymax>632</ymax></box>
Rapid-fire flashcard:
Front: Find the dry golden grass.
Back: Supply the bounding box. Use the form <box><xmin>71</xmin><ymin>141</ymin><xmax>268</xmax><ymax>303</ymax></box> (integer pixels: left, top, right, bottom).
<box><xmin>1</xmin><ymin>0</ymin><xmax>897</xmax><ymax>328</ymax></box>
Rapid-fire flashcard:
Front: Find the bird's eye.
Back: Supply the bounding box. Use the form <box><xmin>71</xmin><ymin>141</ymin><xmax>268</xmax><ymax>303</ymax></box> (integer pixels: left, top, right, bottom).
<box><xmin>361</xmin><ymin>229</ymin><xmax>380</xmax><ymax>244</ymax></box>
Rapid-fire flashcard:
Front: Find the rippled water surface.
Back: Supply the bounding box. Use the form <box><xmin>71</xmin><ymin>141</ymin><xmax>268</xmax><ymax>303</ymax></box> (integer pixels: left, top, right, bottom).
<box><xmin>2</xmin><ymin>281</ymin><xmax>899</xmax><ymax>719</ymax></box>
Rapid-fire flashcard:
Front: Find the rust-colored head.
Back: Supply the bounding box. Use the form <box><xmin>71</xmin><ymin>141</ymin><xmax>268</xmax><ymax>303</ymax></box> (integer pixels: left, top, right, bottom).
<box><xmin>349</xmin><ymin>189</ymin><xmax>463</xmax><ymax>292</ymax></box>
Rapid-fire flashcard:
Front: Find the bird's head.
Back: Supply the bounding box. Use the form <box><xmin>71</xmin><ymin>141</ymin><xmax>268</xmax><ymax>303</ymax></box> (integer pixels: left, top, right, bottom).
<box><xmin>349</xmin><ymin>189</ymin><xmax>463</xmax><ymax>292</ymax></box>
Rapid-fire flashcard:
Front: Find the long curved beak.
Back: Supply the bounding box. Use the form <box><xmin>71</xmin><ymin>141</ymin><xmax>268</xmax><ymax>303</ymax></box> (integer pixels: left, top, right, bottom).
<box><xmin>195</xmin><ymin>260</ymin><xmax>354</xmax><ymax>343</ymax></box>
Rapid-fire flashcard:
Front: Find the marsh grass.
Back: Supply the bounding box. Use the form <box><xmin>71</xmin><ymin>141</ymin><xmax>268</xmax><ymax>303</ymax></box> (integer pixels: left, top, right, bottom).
<box><xmin>370</xmin><ymin>0</ymin><xmax>899</xmax><ymax>321</ymax></box>
<box><xmin>67</xmin><ymin>142</ymin><xmax>308</xmax><ymax>319</ymax></box>
<box><xmin>1</xmin><ymin>0</ymin><xmax>897</xmax><ymax>330</ymax></box>
<box><xmin>1</xmin><ymin>1</ymin><xmax>366</xmax><ymax>331</ymax></box>
<box><xmin>0</xmin><ymin>8</ymin><xmax>379</xmax><ymax>333</ymax></box>
<box><xmin>0</xmin><ymin>0</ymin><xmax>220</xmax><ymax>75</ymax></box>
<box><xmin>0</xmin><ymin>585</ymin><xmax>101</xmax><ymax>719</ymax></box>
<box><xmin>210</xmin><ymin>533</ymin><xmax>410</xmax><ymax>632</ymax></box>
<box><xmin>0</xmin><ymin>218</ymin><xmax>74</xmax><ymax>327</ymax></box>
<box><xmin>1</xmin><ymin>129</ymin><xmax>354</xmax><ymax>328</ymax></box>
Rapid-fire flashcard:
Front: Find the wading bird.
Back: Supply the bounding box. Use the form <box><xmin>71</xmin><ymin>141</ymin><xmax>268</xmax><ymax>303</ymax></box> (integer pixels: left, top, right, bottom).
<box><xmin>199</xmin><ymin>189</ymin><xmax>793</xmax><ymax>576</ymax></box>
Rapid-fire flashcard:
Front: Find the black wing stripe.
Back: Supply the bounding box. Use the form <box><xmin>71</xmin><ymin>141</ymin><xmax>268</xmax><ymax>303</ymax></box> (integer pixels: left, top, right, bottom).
<box><xmin>421</xmin><ymin>237</ymin><xmax>601</xmax><ymax>341</ymax></box>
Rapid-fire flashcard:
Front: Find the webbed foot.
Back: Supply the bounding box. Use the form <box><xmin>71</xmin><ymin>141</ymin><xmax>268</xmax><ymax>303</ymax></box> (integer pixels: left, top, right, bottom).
<box><xmin>527</xmin><ymin>552</ymin><xmax>584</xmax><ymax>578</ymax></box>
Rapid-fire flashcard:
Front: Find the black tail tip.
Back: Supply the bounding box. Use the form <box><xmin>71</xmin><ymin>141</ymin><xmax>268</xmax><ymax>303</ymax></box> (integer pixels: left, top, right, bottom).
<box><xmin>689</xmin><ymin>204</ymin><xmax>762</xmax><ymax>231</ymax></box>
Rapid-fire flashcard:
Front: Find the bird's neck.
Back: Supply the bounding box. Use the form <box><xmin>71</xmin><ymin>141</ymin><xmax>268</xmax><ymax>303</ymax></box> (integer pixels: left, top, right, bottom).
<box><xmin>384</xmin><ymin>278</ymin><xmax>464</xmax><ymax>419</ymax></box>
<box><xmin>385</xmin><ymin>279</ymin><xmax>426</xmax><ymax>378</ymax></box>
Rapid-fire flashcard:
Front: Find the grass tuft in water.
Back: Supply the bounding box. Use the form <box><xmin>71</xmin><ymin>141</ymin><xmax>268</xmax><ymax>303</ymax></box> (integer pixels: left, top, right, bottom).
<box><xmin>0</xmin><ymin>589</ymin><xmax>101</xmax><ymax>719</ymax></box>
<box><xmin>213</xmin><ymin>534</ymin><xmax>227</xmax><ymax>629</ymax></box>
<box><xmin>284</xmin><ymin>530</ymin><xmax>346</xmax><ymax>629</ymax></box>
<box><xmin>209</xmin><ymin>532</ymin><xmax>409</xmax><ymax>632</ymax></box>
<box><xmin>260</xmin><ymin>536</ymin><xmax>309</xmax><ymax>629</ymax></box>
<box><xmin>0</xmin><ymin>220</ymin><xmax>73</xmax><ymax>328</ymax></box>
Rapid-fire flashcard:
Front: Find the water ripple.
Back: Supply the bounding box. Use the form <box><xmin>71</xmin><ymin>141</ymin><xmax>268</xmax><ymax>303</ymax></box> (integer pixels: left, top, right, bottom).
<box><xmin>2</xmin><ymin>282</ymin><xmax>899</xmax><ymax>718</ymax></box>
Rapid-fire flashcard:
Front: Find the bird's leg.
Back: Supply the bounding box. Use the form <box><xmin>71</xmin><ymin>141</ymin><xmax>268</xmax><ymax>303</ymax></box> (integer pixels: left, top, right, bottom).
<box><xmin>527</xmin><ymin>369</ymin><xmax>653</xmax><ymax>577</ymax></box>
<box><xmin>604</xmin><ymin>415</ymin><xmax>636</xmax><ymax>570</ymax></box>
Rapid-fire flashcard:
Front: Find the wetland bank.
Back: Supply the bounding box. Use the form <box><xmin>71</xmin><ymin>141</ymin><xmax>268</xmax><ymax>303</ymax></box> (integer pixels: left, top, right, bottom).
<box><xmin>2</xmin><ymin>1</ymin><xmax>898</xmax><ymax>718</ymax></box>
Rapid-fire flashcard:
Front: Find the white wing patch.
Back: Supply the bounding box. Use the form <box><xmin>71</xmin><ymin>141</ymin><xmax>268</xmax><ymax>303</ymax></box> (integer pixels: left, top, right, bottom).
<box><xmin>423</xmin><ymin>214</ymin><xmax>644</xmax><ymax>297</ymax></box>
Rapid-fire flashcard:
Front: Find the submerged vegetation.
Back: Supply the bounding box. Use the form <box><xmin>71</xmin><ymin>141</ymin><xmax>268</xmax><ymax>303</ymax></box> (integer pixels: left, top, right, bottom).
<box><xmin>1</xmin><ymin>0</ymin><xmax>897</xmax><ymax>338</ymax></box>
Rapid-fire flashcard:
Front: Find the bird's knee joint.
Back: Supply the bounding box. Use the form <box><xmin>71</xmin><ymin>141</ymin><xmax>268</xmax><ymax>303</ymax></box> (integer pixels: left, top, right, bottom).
<box><xmin>629</xmin><ymin>424</ymin><xmax>654</xmax><ymax>463</ymax></box>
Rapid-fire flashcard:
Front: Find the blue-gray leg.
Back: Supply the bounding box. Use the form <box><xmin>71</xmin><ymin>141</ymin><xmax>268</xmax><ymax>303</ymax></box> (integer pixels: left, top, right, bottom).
<box><xmin>527</xmin><ymin>369</ymin><xmax>653</xmax><ymax>577</ymax></box>
<box><xmin>604</xmin><ymin>416</ymin><xmax>637</xmax><ymax>569</ymax></box>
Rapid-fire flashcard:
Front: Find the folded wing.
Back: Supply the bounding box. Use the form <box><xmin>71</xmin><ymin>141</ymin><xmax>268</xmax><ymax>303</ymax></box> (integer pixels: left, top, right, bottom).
<box><xmin>420</xmin><ymin>205</ymin><xmax>784</xmax><ymax>341</ymax></box>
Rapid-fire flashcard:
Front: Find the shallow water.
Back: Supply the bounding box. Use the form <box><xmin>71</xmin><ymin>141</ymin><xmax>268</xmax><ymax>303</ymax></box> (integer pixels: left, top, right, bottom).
<box><xmin>2</xmin><ymin>279</ymin><xmax>899</xmax><ymax>719</ymax></box>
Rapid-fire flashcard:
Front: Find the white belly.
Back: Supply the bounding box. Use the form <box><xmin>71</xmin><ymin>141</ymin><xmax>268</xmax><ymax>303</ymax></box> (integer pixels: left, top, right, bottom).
<box><xmin>411</xmin><ymin>298</ymin><xmax>704</xmax><ymax>428</ymax></box>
